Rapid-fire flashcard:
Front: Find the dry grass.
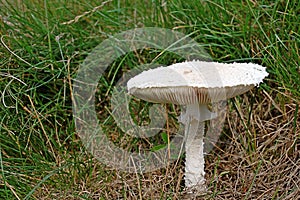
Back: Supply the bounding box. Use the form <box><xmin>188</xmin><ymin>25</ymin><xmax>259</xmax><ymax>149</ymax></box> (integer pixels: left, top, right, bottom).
<box><xmin>205</xmin><ymin>89</ymin><xmax>299</xmax><ymax>199</ymax></box>
<box><xmin>36</xmin><ymin>88</ymin><xmax>299</xmax><ymax>200</ymax></box>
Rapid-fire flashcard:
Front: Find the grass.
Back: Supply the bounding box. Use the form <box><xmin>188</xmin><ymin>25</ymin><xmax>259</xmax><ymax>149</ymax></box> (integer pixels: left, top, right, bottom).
<box><xmin>0</xmin><ymin>0</ymin><xmax>299</xmax><ymax>199</ymax></box>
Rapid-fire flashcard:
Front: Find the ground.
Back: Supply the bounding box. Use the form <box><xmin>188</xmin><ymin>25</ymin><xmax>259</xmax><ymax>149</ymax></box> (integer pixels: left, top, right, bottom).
<box><xmin>0</xmin><ymin>0</ymin><xmax>299</xmax><ymax>199</ymax></box>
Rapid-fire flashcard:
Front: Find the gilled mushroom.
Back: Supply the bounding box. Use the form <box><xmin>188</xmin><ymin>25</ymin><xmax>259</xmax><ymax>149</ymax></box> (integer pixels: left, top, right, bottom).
<box><xmin>127</xmin><ymin>60</ymin><xmax>268</xmax><ymax>192</ymax></box>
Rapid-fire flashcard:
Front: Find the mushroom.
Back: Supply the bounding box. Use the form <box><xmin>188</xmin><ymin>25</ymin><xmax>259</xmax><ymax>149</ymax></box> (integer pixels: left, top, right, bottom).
<box><xmin>127</xmin><ymin>60</ymin><xmax>268</xmax><ymax>192</ymax></box>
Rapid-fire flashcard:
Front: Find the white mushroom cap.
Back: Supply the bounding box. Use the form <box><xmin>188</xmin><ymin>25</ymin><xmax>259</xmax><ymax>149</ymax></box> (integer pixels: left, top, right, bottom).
<box><xmin>127</xmin><ymin>61</ymin><xmax>268</xmax><ymax>105</ymax></box>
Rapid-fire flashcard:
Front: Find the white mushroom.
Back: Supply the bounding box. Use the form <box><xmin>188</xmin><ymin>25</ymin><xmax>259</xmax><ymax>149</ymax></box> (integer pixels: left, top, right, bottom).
<box><xmin>127</xmin><ymin>60</ymin><xmax>268</xmax><ymax>192</ymax></box>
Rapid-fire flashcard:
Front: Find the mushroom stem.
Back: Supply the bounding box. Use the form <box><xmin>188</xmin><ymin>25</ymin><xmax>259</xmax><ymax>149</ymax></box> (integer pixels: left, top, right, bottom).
<box><xmin>184</xmin><ymin>118</ymin><xmax>206</xmax><ymax>191</ymax></box>
<box><xmin>180</xmin><ymin>103</ymin><xmax>215</xmax><ymax>192</ymax></box>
